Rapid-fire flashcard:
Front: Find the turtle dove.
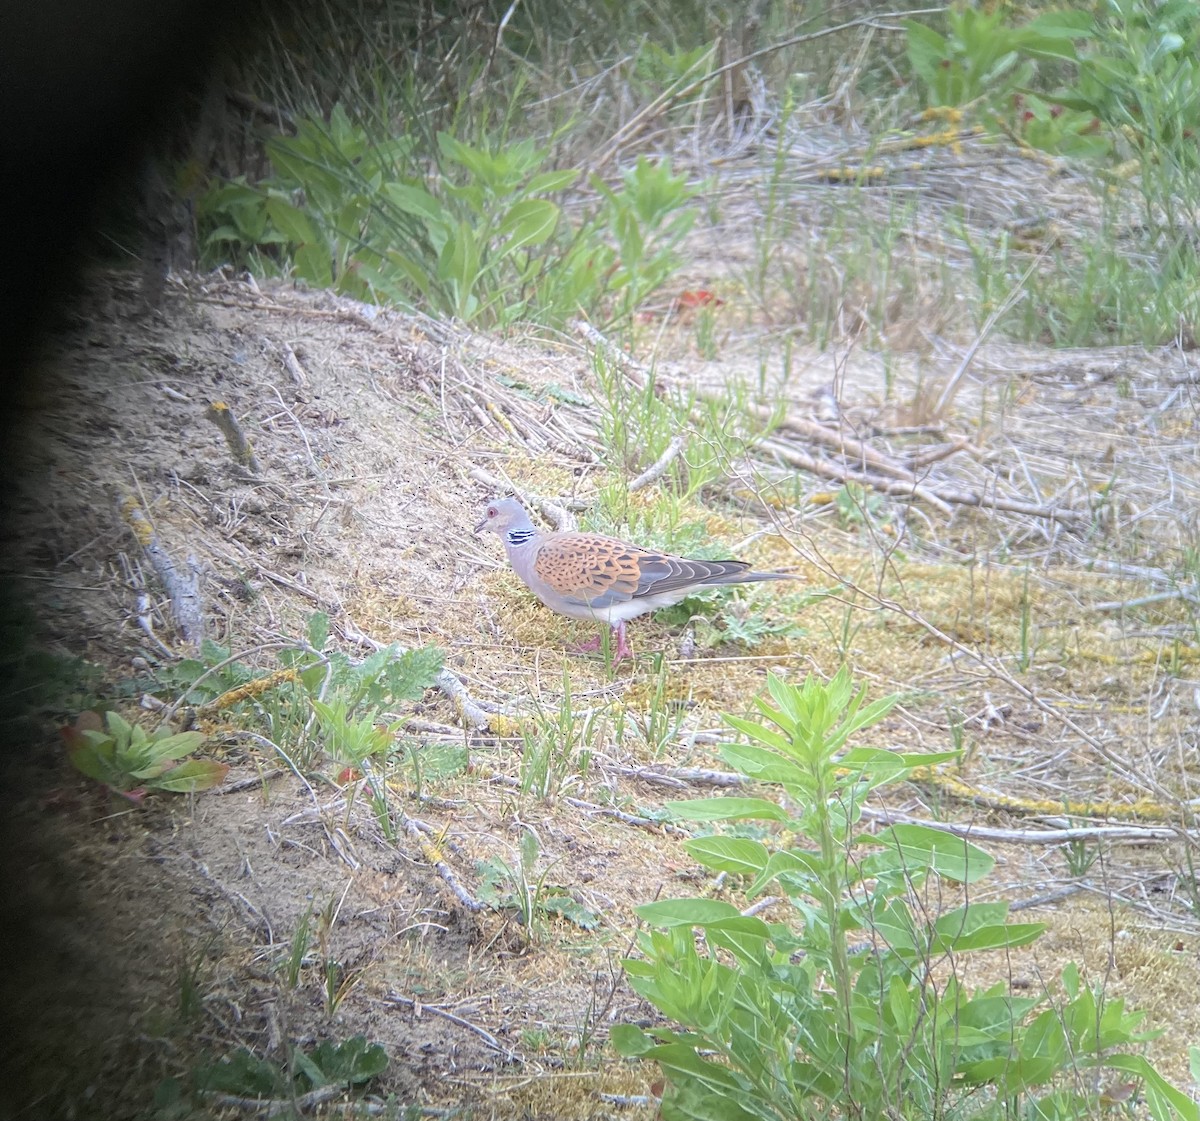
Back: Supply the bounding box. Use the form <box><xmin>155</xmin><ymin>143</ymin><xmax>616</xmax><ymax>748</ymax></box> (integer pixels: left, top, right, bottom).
<box><xmin>476</xmin><ymin>497</ymin><xmax>791</xmax><ymax>659</ymax></box>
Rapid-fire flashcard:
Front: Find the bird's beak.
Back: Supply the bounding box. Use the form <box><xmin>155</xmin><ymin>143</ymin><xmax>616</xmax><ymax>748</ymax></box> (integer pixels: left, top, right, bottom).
<box><xmin>473</xmin><ymin>516</ymin><xmax>488</xmax><ymax>533</ymax></box>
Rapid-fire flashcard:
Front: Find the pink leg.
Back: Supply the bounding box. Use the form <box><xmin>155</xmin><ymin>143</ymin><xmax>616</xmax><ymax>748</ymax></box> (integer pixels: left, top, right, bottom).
<box><xmin>571</xmin><ymin>623</ymin><xmax>634</xmax><ymax>660</ymax></box>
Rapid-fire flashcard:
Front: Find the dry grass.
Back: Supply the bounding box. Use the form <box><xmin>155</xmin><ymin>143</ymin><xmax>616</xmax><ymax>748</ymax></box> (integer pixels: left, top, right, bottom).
<box><xmin>4</xmin><ymin>225</ymin><xmax>1200</xmax><ymax>1118</ymax></box>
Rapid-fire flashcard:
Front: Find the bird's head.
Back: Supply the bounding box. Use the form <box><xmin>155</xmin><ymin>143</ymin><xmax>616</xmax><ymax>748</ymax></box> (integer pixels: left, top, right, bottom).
<box><xmin>474</xmin><ymin>497</ymin><xmax>530</xmax><ymax>536</ymax></box>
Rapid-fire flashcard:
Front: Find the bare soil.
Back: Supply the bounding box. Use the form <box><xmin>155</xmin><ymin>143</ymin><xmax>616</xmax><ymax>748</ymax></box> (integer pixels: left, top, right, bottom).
<box><xmin>4</xmin><ymin>260</ymin><xmax>1199</xmax><ymax>1119</ymax></box>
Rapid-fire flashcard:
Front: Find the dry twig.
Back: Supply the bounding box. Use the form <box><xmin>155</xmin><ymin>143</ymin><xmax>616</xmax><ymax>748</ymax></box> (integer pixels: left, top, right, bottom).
<box><xmin>205</xmin><ymin>400</ymin><xmax>262</xmax><ymax>474</ymax></box>
<box><xmin>119</xmin><ymin>493</ymin><xmax>205</xmax><ymax>650</ymax></box>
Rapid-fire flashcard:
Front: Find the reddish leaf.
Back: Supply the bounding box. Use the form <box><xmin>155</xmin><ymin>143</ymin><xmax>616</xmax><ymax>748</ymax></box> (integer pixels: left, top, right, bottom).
<box><xmin>675</xmin><ymin>289</ymin><xmax>723</xmax><ymax>309</ymax></box>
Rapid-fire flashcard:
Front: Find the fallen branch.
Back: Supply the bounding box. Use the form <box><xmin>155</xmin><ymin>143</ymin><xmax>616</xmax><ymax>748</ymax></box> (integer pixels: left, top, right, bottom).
<box><xmin>205</xmin><ymin>400</ymin><xmax>262</xmax><ymax>474</ymax></box>
<box><xmin>760</xmin><ymin>438</ymin><xmax>954</xmax><ymax>514</ymax></box>
<box><xmin>119</xmin><ymin>494</ymin><xmax>205</xmax><ymax>650</ymax></box>
<box><xmin>202</xmin><ymin>1086</ymin><xmax>342</xmax><ymax>1117</ymax></box>
<box><xmin>279</xmin><ymin>341</ymin><xmax>308</xmax><ymax>387</ymax></box>
<box><xmin>402</xmin><ymin>813</ymin><xmax>485</xmax><ymax>912</ymax></box>
<box><xmin>908</xmin><ymin>437</ymin><xmax>976</xmax><ymax>469</ymax></box>
<box><xmin>629</xmin><ymin>434</ymin><xmax>688</xmax><ymax>492</ymax></box>
<box><xmin>600</xmin><ymin>761</ymin><xmax>747</xmax><ymax>789</ymax></box>
<box><xmin>763</xmin><ymin>437</ymin><xmax>1084</xmax><ymax>522</ymax></box>
<box><xmin>860</xmin><ymin>806</ymin><xmax>1197</xmax><ymax>844</ymax></box>
<box><xmin>563</xmin><ymin>794</ymin><xmax>692</xmax><ymax>836</ymax></box>
<box><xmin>385</xmin><ymin>993</ymin><xmax>516</xmax><ymax>1059</ymax></box>
<box><xmin>758</xmin><ymin>409</ymin><xmax>917</xmax><ymax>482</ymax></box>
<box><xmin>571</xmin><ymin>319</ymin><xmax>649</xmax><ymax>388</ymax></box>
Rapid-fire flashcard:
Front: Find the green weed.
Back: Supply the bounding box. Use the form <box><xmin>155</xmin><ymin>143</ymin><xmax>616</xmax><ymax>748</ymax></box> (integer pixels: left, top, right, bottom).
<box><xmin>614</xmin><ymin>668</ymin><xmax>1197</xmax><ymax>1121</ymax></box>
<box><xmin>192</xmin><ymin>1036</ymin><xmax>387</xmax><ymax>1099</ymax></box>
<box><xmin>62</xmin><ymin>710</ymin><xmax>227</xmax><ymax>801</ymax></box>
<box><xmin>200</xmin><ymin>108</ymin><xmax>699</xmax><ymax>329</ymax></box>
<box><xmin>476</xmin><ymin>827</ymin><xmax>599</xmax><ymax>940</ymax></box>
<box><xmin>520</xmin><ymin>665</ymin><xmax>596</xmax><ymax>799</ymax></box>
<box><xmin>282</xmin><ymin>901</ymin><xmax>315</xmax><ymax>990</ymax></box>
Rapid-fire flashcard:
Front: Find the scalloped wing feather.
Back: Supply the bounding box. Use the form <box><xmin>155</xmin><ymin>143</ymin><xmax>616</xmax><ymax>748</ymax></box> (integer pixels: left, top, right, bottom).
<box><xmin>531</xmin><ymin>533</ymin><xmax>757</xmax><ymax>609</ymax></box>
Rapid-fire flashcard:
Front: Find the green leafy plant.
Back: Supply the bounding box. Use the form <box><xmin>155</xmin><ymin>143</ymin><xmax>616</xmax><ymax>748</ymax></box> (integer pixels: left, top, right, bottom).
<box><xmin>359</xmin><ymin>132</ymin><xmax>578</xmax><ymax>324</ymax></box>
<box><xmin>311</xmin><ymin>697</ymin><xmax>394</xmax><ymax>769</ymax></box>
<box><xmin>201</xmin><ymin>108</ymin><xmax>575</xmax><ymax>325</ymax></box>
<box><xmin>157</xmin><ymin>614</ymin><xmax>443</xmax><ymax>774</ymax></box>
<box><xmin>63</xmin><ymin>711</ymin><xmax>227</xmax><ymax>801</ymax></box>
<box><xmin>905</xmin><ymin>7</ymin><xmax>1088</xmax><ymax>113</ymax></box>
<box><xmin>311</xmin><ymin>697</ymin><xmax>399</xmax><ymax>838</ymax></box>
<box><xmin>315</xmin><ymin>893</ymin><xmax>360</xmax><ymax>1016</ymax></box>
<box><xmin>613</xmin><ymin>668</ymin><xmax>1197</xmax><ymax>1121</ymax></box>
<box><xmin>157</xmin><ymin>637</ymin><xmax>260</xmax><ymax>705</ymax></box>
<box><xmin>1062</xmin><ymin>0</ymin><xmax>1200</xmax><ymax>168</ymax></box>
<box><xmin>193</xmin><ymin>1035</ymin><xmax>387</xmax><ymax>1098</ymax></box>
<box><xmin>281</xmin><ymin>901</ymin><xmax>315</xmax><ymax>990</ymax></box>
<box><xmin>201</xmin><ymin>106</ymin><xmax>700</xmax><ymax>329</ymax></box>
<box><xmin>627</xmin><ymin>654</ymin><xmax>689</xmax><ymax>757</ymax></box>
<box><xmin>477</xmin><ymin>827</ymin><xmax>598</xmax><ymax>938</ymax></box>
<box><xmin>591</xmin><ymin>155</ymin><xmax>700</xmax><ymax>323</ymax></box>
<box><xmin>519</xmin><ymin>665</ymin><xmax>597</xmax><ymax>798</ymax></box>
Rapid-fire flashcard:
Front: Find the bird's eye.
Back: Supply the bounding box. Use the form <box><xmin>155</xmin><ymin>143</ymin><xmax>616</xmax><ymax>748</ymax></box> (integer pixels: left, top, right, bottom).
<box><xmin>487</xmin><ymin>506</ymin><xmax>497</xmax><ymax>518</ymax></box>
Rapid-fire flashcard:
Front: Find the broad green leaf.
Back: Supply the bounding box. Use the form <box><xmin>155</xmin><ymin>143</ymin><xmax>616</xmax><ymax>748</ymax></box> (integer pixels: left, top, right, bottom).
<box><xmin>748</xmin><ymin>849</ymin><xmax>823</xmax><ymax>896</ymax></box>
<box><xmin>696</xmin><ymin>915</ymin><xmax>772</xmax><ymax>939</ymax></box>
<box><xmin>307</xmin><ymin>611</ymin><xmax>330</xmax><ymax>650</ymax></box>
<box><xmin>152</xmin><ymin>759</ymin><xmax>230</xmax><ymax>793</ymax></box>
<box><xmin>906</xmin><ymin>20</ymin><xmax>951</xmax><ymax>89</ymax></box>
<box><xmin>683</xmin><ymin>836</ymin><xmax>769</xmax><ymax>876</ymax></box>
<box><xmin>888</xmin><ymin>974</ymin><xmax>916</xmax><ymax>1034</ymax></box>
<box><xmin>930</xmin><ymin>921</ymin><xmax>1046</xmax><ymax>954</ymax></box>
<box><xmin>265</xmin><ymin>198</ymin><xmax>320</xmax><ymax>246</ymax></box>
<box><xmin>146</xmin><ymin>731</ymin><xmax>207</xmax><ymax>763</ymax></box>
<box><xmin>635</xmin><ymin>1042</ymin><xmax>747</xmax><ymax>1093</ymax></box>
<box><xmin>894</xmin><ymin>749</ymin><xmax>961</xmax><ymax>767</ymax></box>
<box><xmin>540</xmin><ymin>894</ymin><xmax>600</xmax><ymax>930</ymax></box>
<box><xmin>494</xmin><ymin>199</ymin><xmax>559</xmax><ymax>253</ymax></box>
<box><xmin>383</xmin><ymin>182</ymin><xmax>449</xmax><ymax>226</ymax></box>
<box><xmin>195</xmin><ymin>1049</ymin><xmax>283</xmax><ymax>1095</ymax></box>
<box><xmin>1021</xmin><ymin>1007</ymin><xmax>1069</xmax><ymax>1067</ymax></box>
<box><xmin>438</xmin><ymin>220</ymin><xmax>481</xmax><ymax>309</ymax></box>
<box><xmin>636</xmin><ymin>898</ymin><xmax>741</xmax><ymax>927</ymax></box>
<box><xmin>69</xmin><ymin>743</ymin><xmax>123</xmax><ymax>787</ymax></box>
<box><xmin>826</xmin><ymin>692</ymin><xmax>898</xmax><ymax>753</ymax></box>
<box><xmin>294</xmin><ymin>243</ymin><xmax>333</xmax><ymax>288</ymax></box>
<box><xmin>308</xmin><ymin>1036</ymin><xmax>388</xmax><ymax>1084</ymax></box>
<box><xmin>290</xmin><ymin>1047</ymin><xmax>327</xmax><ymax>1088</ymax></box>
<box><xmin>722</xmin><ymin>713</ymin><xmax>794</xmax><ymax>753</ymax></box>
<box><xmin>873</xmin><ymin>823</ymin><xmax>995</xmax><ymax>883</ymax></box>
<box><xmin>868</xmin><ymin>896</ymin><xmax>920</xmax><ymax>953</ymax></box>
<box><xmin>664</xmin><ymin>796</ymin><xmax>789</xmax><ymax>823</ymax></box>
<box><xmin>704</xmin><ymin>924</ymin><xmax>771</xmax><ymax>967</ymax></box>
<box><xmin>935</xmin><ymin>900</ymin><xmax>1011</xmax><ymax>933</ymax></box>
<box><xmin>105</xmin><ymin>710</ymin><xmax>135</xmax><ymax>740</ymax></box>
<box><xmin>609</xmin><ymin>1023</ymin><xmax>653</xmax><ymax>1056</ymax></box>
<box><xmin>527</xmin><ymin>169</ymin><xmax>580</xmax><ymax>194</ymax></box>
<box><xmin>719</xmin><ymin>742</ymin><xmax>812</xmax><ymax>787</ymax></box>
<box><xmin>961</xmin><ymin>1053</ymin><xmax>1059</xmax><ymax>1091</ymax></box>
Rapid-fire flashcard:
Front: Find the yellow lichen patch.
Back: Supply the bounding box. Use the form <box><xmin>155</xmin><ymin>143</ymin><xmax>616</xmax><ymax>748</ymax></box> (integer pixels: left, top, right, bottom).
<box><xmin>199</xmin><ymin>667</ymin><xmax>301</xmax><ymax>714</ymax></box>
<box><xmin>485</xmin><ymin>712</ymin><xmax>529</xmax><ymax>738</ymax></box>
<box><xmin>119</xmin><ymin>494</ymin><xmax>156</xmax><ymax>548</ymax></box>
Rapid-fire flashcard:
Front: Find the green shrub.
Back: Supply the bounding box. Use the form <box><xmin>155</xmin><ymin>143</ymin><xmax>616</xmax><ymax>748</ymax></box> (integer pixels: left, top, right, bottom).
<box><xmin>614</xmin><ymin>668</ymin><xmax>1198</xmax><ymax>1121</ymax></box>
<box><xmin>199</xmin><ymin>106</ymin><xmax>698</xmax><ymax>328</ymax></box>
